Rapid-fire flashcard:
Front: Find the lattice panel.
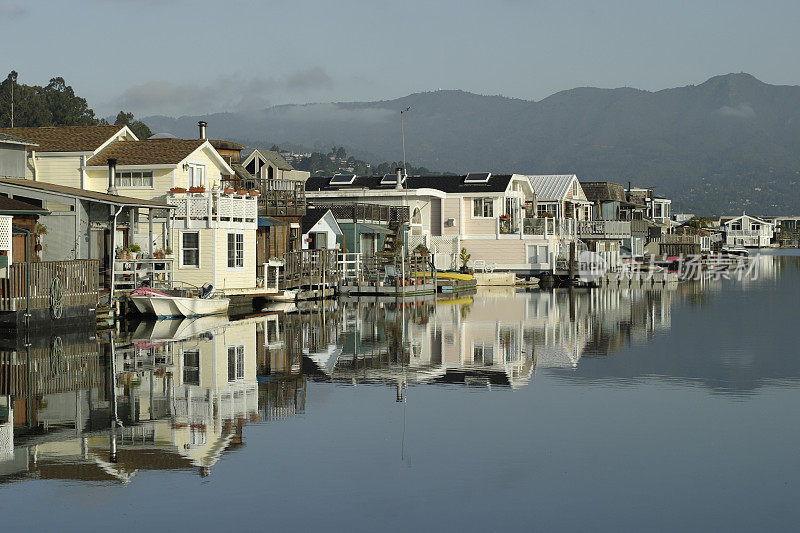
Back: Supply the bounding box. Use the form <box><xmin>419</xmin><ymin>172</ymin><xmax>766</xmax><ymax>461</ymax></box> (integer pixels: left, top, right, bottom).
<box><xmin>0</xmin><ymin>215</ymin><xmax>11</xmax><ymax>251</ymax></box>
<box><xmin>188</xmin><ymin>197</ymin><xmax>209</xmax><ymax>218</ymax></box>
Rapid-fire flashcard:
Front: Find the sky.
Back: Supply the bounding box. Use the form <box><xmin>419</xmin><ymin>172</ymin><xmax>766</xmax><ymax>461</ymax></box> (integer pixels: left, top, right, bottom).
<box><xmin>1</xmin><ymin>0</ymin><xmax>800</xmax><ymax>118</ymax></box>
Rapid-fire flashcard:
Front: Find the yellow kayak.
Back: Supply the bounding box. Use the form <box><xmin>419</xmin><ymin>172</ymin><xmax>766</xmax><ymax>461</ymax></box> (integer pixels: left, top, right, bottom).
<box><xmin>411</xmin><ymin>271</ymin><xmax>474</xmax><ymax>281</ymax></box>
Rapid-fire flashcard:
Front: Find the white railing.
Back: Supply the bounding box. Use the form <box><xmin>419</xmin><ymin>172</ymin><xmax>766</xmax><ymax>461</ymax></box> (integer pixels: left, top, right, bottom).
<box><xmin>338</xmin><ymin>252</ymin><xmax>362</xmax><ymax>280</ymax></box>
<box><xmin>168</xmin><ymin>191</ymin><xmax>257</xmax><ymax>227</ymax></box>
<box><xmin>522</xmin><ymin>217</ymin><xmax>576</xmax><ymax>238</ymax></box>
<box><xmin>578</xmin><ymin>220</ymin><xmax>631</xmax><ymax>238</ymax></box>
<box><xmin>726</xmin><ymin>229</ymin><xmax>773</xmax><ymax>237</ymax></box>
<box><xmin>114</xmin><ymin>258</ymin><xmax>174</xmax><ymax>290</ymax></box>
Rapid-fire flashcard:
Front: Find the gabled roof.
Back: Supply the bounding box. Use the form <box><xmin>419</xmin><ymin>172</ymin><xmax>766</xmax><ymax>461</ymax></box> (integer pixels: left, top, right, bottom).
<box><xmin>305</xmin><ymin>174</ymin><xmax>514</xmax><ymax>194</ymax></box>
<box><xmin>0</xmin><ymin>178</ymin><xmax>172</xmax><ymax>208</ymax></box>
<box><xmin>0</xmin><ymin>132</ymin><xmax>37</xmax><ymax>146</ymax></box>
<box><xmin>0</xmin><ymin>125</ymin><xmax>127</xmax><ymax>152</ymax></box>
<box><xmin>581</xmin><ymin>181</ymin><xmax>627</xmax><ymax>203</ymax></box>
<box><xmin>87</xmin><ymin>139</ymin><xmax>206</xmax><ymax>166</ymax></box>
<box><xmin>0</xmin><ymin>195</ymin><xmax>48</xmax><ymax>215</ymax></box>
<box><xmin>301</xmin><ymin>208</ymin><xmax>339</xmax><ymax>235</ymax></box>
<box><xmin>723</xmin><ymin>213</ymin><xmax>773</xmax><ymax>226</ymax></box>
<box><xmin>244</xmin><ymin>149</ymin><xmax>294</xmax><ymax>171</ymax></box>
<box><xmin>526</xmin><ymin>175</ymin><xmax>580</xmax><ymax>201</ymax></box>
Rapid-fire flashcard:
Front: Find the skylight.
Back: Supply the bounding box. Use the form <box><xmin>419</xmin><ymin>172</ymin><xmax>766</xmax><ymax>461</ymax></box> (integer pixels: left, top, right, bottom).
<box><xmin>464</xmin><ymin>172</ymin><xmax>492</xmax><ymax>183</ymax></box>
<box><xmin>329</xmin><ymin>173</ymin><xmax>357</xmax><ymax>185</ymax></box>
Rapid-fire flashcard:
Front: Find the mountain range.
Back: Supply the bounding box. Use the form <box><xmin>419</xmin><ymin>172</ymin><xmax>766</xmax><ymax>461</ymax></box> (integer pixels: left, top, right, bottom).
<box><xmin>143</xmin><ymin>73</ymin><xmax>800</xmax><ymax>215</ymax></box>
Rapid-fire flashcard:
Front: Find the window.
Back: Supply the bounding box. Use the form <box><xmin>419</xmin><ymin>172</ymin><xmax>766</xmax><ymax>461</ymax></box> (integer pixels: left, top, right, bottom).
<box><xmin>731</xmin><ymin>222</ymin><xmax>742</xmax><ymax>231</ymax></box>
<box><xmin>654</xmin><ymin>203</ymin><xmax>663</xmax><ymax>218</ymax></box>
<box><xmin>573</xmin><ymin>181</ymin><xmax>578</xmax><ymax>196</ymax></box>
<box><xmin>181</xmin><ymin>232</ymin><xmax>200</xmax><ymax>268</ymax></box>
<box><xmin>183</xmin><ymin>350</ymin><xmax>200</xmax><ymax>385</ymax></box>
<box><xmin>187</xmin><ymin>164</ymin><xmax>205</xmax><ymax>188</ymax></box>
<box><xmin>228</xmin><ymin>233</ymin><xmax>244</xmax><ymax>268</ymax></box>
<box><xmin>473</xmin><ymin>198</ymin><xmax>494</xmax><ymax>218</ymax></box>
<box><xmin>228</xmin><ymin>345</ymin><xmax>245</xmax><ymax>381</ymax></box>
<box><xmin>473</xmin><ymin>343</ymin><xmax>494</xmax><ymax>365</ymax></box>
<box><xmin>537</xmin><ymin>203</ymin><xmax>557</xmax><ymax>217</ymax></box>
<box><xmin>116</xmin><ymin>170</ymin><xmax>153</xmax><ymax>188</ymax></box>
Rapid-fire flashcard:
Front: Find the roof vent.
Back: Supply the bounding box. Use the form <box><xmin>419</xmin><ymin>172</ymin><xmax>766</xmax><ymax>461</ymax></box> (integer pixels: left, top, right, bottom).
<box><xmin>329</xmin><ymin>173</ymin><xmax>357</xmax><ymax>186</ymax></box>
<box><xmin>464</xmin><ymin>172</ymin><xmax>491</xmax><ymax>183</ymax></box>
<box><xmin>380</xmin><ymin>172</ymin><xmax>406</xmax><ymax>186</ymax></box>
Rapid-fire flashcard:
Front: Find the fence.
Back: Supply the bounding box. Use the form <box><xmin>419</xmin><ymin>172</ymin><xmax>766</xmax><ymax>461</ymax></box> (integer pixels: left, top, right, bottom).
<box><xmin>0</xmin><ymin>260</ymin><xmax>99</xmax><ymax>312</ymax></box>
<box><xmin>281</xmin><ymin>249</ymin><xmax>340</xmax><ymax>289</ymax></box>
<box><xmin>168</xmin><ymin>191</ymin><xmax>257</xmax><ymax>226</ymax></box>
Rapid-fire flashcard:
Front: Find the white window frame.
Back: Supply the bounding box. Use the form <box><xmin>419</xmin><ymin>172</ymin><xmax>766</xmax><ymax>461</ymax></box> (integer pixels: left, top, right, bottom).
<box><xmin>227</xmin><ymin>345</ymin><xmax>245</xmax><ymax>382</ymax></box>
<box><xmin>115</xmin><ymin>170</ymin><xmax>154</xmax><ymax>189</ymax></box>
<box><xmin>187</xmin><ymin>163</ymin><xmax>206</xmax><ymax>188</ymax></box>
<box><xmin>180</xmin><ymin>231</ymin><xmax>200</xmax><ymax>269</ymax></box>
<box><xmin>227</xmin><ymin>232</ymin><xmax>245</xmax><ymax>269</ymax></box>
<box><xmin>472</xmin><ymin>198</ymin><xmax>494</xmax><ymax>218</ymax></box>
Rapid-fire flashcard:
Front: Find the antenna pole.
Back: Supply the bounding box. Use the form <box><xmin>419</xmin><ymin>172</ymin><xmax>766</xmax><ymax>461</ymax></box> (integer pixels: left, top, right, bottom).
<box><xmin>401</xmin><ymin>106</ymin><xmax>411</xmax><ymax>177</ymax></box>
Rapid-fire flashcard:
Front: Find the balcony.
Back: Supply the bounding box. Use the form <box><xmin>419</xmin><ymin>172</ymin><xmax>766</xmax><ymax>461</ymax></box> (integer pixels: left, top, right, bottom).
<box><xmin>579</xmin><ymin>220</ymin><xmax>632</xmax><ymax>239</ymax></box>
<box><xmin>114</xmin><ymin>257</ymin><xmax>174</xmax><ymax>291</ymax></box>
<box><xmin>726</xmin><ymin>229</ymin><xmax>773</xmax><ymax>237</ymax></box>
<box><xmin>222</xmin><ymin>177</ymin><xmax>305</xmax><ymax>217</ymax></box>
<box><xmin>167</xmin><ymin>191</ymin><xmax>257</xmax><ymax>228</ymax></box>
<box><xmin>522</xmin><ymin>217</ymin><xmax>576</xmax><ymax>238</ymax></box>
<box><xmin>310</xmin><ymin>202</ymin><xmax>409</xmax><ymax>224</ymax></box>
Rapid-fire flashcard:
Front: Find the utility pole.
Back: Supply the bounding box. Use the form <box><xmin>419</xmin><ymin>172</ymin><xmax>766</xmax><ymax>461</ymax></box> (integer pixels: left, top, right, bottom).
<box><xmin>10</xmin><ymin>75</ymin><xmax>14</xmax><ymax>127</ymax></box>
<box><xmin>400</xmin><ymin>106</ymin><xmax>411</xmax><ymax>177</ymax></box>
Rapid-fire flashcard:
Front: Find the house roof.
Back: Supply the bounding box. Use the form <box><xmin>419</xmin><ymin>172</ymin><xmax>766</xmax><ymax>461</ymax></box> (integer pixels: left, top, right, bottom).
<box><xmin>526</xmin><ymin>175</ymin><xmax>579</xmax><ymax>201</ymax></box>
<box><xmin>0</xmin><ymin>195</ymin><xmax>48</xmax><ymax>215</ymax></box>
<box><xmin>301</xmin><ymin>208</ymin><xmax>332</xmax><ymax>234</ymax></box>
<box><xmin>305</xmin><ymin>174</ymin><xmax>513</xmax><ymax>194</ymax></box>
<box><xmin>0</xmin><ymin>125</ymin><xmax>126</xmax><ymax>152</ymax></box>
<box><xmin>0</xmin><ymin>178</ymin><xmax>172</xmax><ymax>208</ymax></box>
<box><xmin>210</xmin><ymin>139</ymin><xmax>245</xmax><ymax>152</ymax></box>
<box><xmin>246</xmin><ymin>149</ymin><xmax>294</xmax><ymax>171</ymax></box>
<box><xmin>581</xmin><ymin>182</ymin><xmax>628</xmax><ymax>203</ymax></box>
<box><xmin>87</xmin><ymin>139</ymin><xmax>206</xmax><ymax>166</ymax></box>
<box><xmin>230</xmin><ymin>162</ymin><xmax>254</xmax><ymax>181</ymax></box>
<box><xmin>723</xmin><ymin>213</ymin><xmax>773</xmax><ymax>226</ymax></box>
<box><xmin>0</xmin><ymin>132</ymin><xmax>37</xmax><ymax>146</ymax></box>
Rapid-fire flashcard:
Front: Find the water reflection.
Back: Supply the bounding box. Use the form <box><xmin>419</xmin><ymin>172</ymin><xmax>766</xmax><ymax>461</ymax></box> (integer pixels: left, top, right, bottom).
<box><xmin>1</xmin><ymin>254</ymin><xmax>798</xmax><ymax>484</ymax></box>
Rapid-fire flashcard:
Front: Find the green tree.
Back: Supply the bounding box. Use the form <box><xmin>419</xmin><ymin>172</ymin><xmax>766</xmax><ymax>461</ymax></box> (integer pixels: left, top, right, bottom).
<box><xmin>114</xmin><ymin>110</ymin><xmax>153</xmax><ymax>139</ymax></box>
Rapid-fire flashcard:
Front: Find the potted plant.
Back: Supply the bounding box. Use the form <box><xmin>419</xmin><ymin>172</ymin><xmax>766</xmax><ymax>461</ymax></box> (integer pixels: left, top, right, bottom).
<box><xmin>459</xmin><ymin>247</ymin><xmax>471</xmax><ymax>274</ymax></box>
<box><xmin>154</xmin><ymin>249</ymin><xmax>164</xmax><ymax>259</ymax></box>
<box><xmin>414</xmin><ymin>243</ymin><xmax>430</xmax><ymax>257</ymax></box>
<box><xmin>164</xmin><ymin>246</ymin><xmax>173</xmax><ymax>257</ymax></box>
<box><xmin>128</xmin><ymin>243</ymin><xmax>141</xmax><ymax>259</ymax></box>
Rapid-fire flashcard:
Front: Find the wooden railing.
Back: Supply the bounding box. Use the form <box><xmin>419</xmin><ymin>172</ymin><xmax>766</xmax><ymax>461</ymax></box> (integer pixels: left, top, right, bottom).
<box><xmin>222</xmin><ymin>177</ymin><xmax>306</xmax><ymax>217</ymax></box>
<box><xmin>0</xmin><ymin>340</ymin><xmax>102</xmax><ymax>397</ymax></box>
<box><xmin>310</xmin><ymin>202</ymin><xmax>409</xmax><ymax>224</ymax></box>
<box><xmin>114</xmin><ymin>258</ymin><xmax>174</xmax><ymax>290</ymax></box>
<box><xmin>0</xmin><ymin>260</ymin><xmax>99</xmax><ymax>312</ymax></box>
<box><xmin>281</xmin><ymin>249</ymin><xmax>340</xmax><ymax>289</ymax></box>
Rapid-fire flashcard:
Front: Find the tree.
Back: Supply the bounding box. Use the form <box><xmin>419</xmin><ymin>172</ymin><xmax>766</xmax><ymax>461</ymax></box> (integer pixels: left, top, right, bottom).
<box><xmin>114</xmin><ymin>110</ymin><xmax>153</xmax><ymax>139</ymax></box>
<box><xmin>0</xmin><ymin>71</ymin><xmax>104</xmax><ymax>127</ymax></box>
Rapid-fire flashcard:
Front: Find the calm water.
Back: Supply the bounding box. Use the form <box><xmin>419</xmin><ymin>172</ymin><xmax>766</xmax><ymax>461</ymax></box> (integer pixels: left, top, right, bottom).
<box><xmin>2</xmin><ymin>253</ymin><xmax>800</xmax><ymax>531</ymax></box>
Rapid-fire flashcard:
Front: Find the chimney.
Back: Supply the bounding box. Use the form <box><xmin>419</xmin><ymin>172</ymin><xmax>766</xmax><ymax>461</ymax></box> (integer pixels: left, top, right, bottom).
<box><xmin>107</xmin><ymin>158</ymin><xmax>118</xmax><ymax>195</ymax></box>
<box><xmin>395</xmin><ymin>167</ymin><xmax>403</xmax><ymax>191</ymax></box>
<box><xmin>198</xmin><ymin>121</ymin><xmax>207</xmax><ymax>140</ymax></box>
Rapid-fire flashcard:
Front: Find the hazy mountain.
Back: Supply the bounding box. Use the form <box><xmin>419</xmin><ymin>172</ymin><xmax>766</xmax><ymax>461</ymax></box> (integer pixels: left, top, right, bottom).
<box><xmin>144</xmin><ymin>73</ymin><xmax>800</xmax><ymax>214</ymax></box>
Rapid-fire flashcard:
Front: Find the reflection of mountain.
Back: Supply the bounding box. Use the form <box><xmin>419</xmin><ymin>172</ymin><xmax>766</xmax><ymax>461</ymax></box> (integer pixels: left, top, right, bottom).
<box><xmin>549</xmin><ymin>255</ymin><xmax>800</xmax><ymax>395</ymax></box>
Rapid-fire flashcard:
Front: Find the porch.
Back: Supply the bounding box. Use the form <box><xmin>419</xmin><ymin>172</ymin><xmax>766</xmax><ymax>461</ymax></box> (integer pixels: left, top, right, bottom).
<box><xmin>167</xmin><ymin>190</ymin><xmax>258</xmax><ymax>228</ymax></box>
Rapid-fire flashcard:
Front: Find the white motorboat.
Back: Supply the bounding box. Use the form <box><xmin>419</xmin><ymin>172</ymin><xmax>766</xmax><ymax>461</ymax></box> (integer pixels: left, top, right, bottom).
<box><xmin>130</xmin><ymin>285</ymin><xmax>229</xmax><ymax>318</ymax></box>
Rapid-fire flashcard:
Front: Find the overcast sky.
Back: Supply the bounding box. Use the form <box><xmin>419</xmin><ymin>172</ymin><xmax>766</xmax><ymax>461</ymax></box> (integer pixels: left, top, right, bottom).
<box><xmin>2</xmin><ymin>0</ymin><xmax>799</xmax><ymax>118</ymax></box>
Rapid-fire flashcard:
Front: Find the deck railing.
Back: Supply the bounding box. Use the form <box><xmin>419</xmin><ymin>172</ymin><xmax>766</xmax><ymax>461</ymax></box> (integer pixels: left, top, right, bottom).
<box><xmin>222</xmin><ymin>177</ymin><xmax>306</xmax><ymax>217</ymax></box>
<box><xmin>310</xmin><ymin>202</ymin><xmax>409</xmax><ymax>224</ymax></box>
<box><xmin>168</xmin><ymin>191</ymin><xmax>257</xmax><ymax>227</ymax></box>
<box><xmin>114</xmin><ymin>258</ymin><xmax>174</xmax><ymax>290</ymax></box>
<box><xmin>0</xmin><ymin>260</ymin><xmax>99</xmax><ymax>312</ymax></box>
<box><xmin>522</xmin><ymin>217</ymin><xmax>576</xmax><ymax>238</ymax></box>
<box><xmin>579</xmin><ymin>220</ymin><xmax>632</xmax><ymax>239</ymax></box>
<box><xmin>281</xmin><ymin>249</ymin><xmax>340</xmax><ymax>289</ymax></box>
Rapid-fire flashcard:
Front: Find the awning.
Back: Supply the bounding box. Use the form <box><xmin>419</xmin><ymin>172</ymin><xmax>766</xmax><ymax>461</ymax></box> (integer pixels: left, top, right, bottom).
<box><xmin>258</xmin><ymin>216</ymin><xmax>286</xmax><ymax>227</ymax></box>
<box><xmin>356</xmin><ymin>223</ymin><xmax>393</xmax><ymax>235</ymax></box>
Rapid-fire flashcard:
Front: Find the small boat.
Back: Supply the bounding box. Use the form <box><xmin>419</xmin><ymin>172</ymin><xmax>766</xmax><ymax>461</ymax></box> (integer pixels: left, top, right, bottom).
<box><xmin>266</xmin><ymin>289</ymin><xmax>299</xmax><ymax>302</ymax></box>
<box><xmin>130</xmin><ymin>285</ymin><xmax>229</xmax><ymax>318</ymax></box>
<box><xmin>721</xmin><ymin>245</ymin><xmax>749</xmax><ymax>257</ymax></box>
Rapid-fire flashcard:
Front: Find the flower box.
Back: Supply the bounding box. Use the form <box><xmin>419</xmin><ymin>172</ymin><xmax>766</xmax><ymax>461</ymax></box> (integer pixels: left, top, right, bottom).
<box><xmin>170</xmin><ymin>187</ymin><xmax>187</xmax><ymax>194</ymax></box>
<box><xmin>223</xmin><ymin>188</ymin><xmax>235</xmax><ymax>195</ymax></box>
<box><xmin>188</xmin><ymin>186</ymin><xmax>206</xmax><ymax>194</ymax></box>
<box><xmin>248</xmin><ymin>190</ymin><xmax>260</xmax><ymax>196</ymax></box>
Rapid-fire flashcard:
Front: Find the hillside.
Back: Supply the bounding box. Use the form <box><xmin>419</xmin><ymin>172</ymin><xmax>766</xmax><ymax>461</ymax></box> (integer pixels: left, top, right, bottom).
<box><xmin>143</xmin><ymin>74</ymin><xmax>800</xmax><ymax>215</ymax></box>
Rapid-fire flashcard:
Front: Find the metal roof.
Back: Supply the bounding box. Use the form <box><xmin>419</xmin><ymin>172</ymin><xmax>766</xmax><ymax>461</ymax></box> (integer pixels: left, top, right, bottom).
<box><xmin>526</xmin><ymin>175</ymin><xmax>579</xmax><ymax>201</ymax></box>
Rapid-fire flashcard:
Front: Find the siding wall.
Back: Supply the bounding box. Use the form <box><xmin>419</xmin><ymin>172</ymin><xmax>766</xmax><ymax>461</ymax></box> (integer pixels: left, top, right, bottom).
<box><xmin>441</xmin><ymin>198</ymin><xmax>460</xmax><ymax>236</ymax></box>
<box><xmin>172</xmin><ymin>227</ymin><xmax>256</xmax><ymax>290</ymax></box>
<box><xmin>464</xmin><ymin>197</ymin><xmax>497</xmax><ymax>235</ymax></box>
<box><xmin>0</xmin><ymin>144</ymin><xmax>26</xmax><ymax>178</ymax></box>
<box><xmin>461</xmin><ymin>238</ymin><xmax>527</xmax><ymax>265</ymax></box>
<box><xmin>29</xmin><ymin>155</ymin><xmax>84</xmax><ymax>188</ymax></box>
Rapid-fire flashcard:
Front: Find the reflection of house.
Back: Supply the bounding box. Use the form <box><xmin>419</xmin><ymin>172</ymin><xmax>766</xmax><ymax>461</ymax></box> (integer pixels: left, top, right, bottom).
<box><xmin>721</xmin><ymin>213</ymin><xmax>774</xmax><ymax>247</ymax></box>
